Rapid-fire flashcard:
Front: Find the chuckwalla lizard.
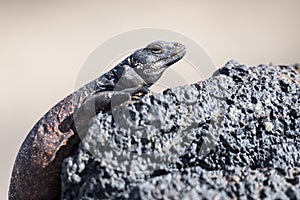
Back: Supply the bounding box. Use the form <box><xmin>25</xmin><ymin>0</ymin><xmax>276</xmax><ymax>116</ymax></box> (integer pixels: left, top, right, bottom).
<box><xmin>9</xmin><ymin>40</ymin><xmax>186</xmax><ymax>199</ymax></box>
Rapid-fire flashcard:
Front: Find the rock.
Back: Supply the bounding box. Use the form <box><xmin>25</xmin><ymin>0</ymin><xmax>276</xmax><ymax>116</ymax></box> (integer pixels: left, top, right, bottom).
<box><xmin>61</xmin><ymin>61</ymin><xmax>300</xmax><ymax>199</ymax></box>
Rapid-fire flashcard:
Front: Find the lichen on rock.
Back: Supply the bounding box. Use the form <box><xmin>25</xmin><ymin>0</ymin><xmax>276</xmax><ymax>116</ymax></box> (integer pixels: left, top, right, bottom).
<box><xmin>61</xmin><ymin>60</ymin><xmax>300</xmax><ymax>199</ymax></box>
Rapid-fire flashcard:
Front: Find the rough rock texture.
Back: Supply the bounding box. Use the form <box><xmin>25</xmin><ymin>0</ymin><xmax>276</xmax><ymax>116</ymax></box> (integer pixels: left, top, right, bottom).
<box><xmin>61</xmin><ymin>61</ymin><xmax>300</xmax><ymax>199</ymax></box>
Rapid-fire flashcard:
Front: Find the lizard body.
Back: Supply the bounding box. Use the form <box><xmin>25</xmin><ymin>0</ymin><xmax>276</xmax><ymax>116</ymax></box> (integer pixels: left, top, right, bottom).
<box><xmin>9</xmin><ymin>41</ymin><xmax>186</xmax><ymax>199</ymax></box>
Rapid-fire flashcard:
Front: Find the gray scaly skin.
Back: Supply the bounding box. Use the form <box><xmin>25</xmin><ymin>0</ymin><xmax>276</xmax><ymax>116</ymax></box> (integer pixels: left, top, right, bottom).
<box><xmin>9</xmin><ymin>41</ymin><xmax>186</xmax><ymax>199</ymax></box>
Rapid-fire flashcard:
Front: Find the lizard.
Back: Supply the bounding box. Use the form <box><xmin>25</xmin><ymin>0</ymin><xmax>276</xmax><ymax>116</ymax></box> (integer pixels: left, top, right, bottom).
<box><xmin>9</xmin><ymin>40</ymin><xmax>186</xmax><ymax>200</ymax></box>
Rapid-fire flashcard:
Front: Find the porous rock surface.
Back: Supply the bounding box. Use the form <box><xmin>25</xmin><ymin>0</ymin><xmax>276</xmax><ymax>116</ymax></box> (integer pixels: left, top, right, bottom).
<box><xmin>61</xmin><ymin>61</ymin><xmax>300</xmax><ymax>199</ymax></box>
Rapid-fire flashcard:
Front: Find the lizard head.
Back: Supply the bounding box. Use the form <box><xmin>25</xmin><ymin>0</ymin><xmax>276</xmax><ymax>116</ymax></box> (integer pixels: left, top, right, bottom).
<box><xmin>128</xmin><ymin>40</ymin><xmax>186</xmax><ymax>85</ymax></box>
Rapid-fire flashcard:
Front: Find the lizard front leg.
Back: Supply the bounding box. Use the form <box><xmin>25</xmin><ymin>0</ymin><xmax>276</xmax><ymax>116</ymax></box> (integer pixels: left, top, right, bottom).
<box><xmin>73</xmin><ymin>88</ymin><xmax>146</xmax><ymax>131</ymax></box>
<box><xmin>91</xmin><ymin>85</ymin><xmax>150</xmax><ymax>112</ymax></box>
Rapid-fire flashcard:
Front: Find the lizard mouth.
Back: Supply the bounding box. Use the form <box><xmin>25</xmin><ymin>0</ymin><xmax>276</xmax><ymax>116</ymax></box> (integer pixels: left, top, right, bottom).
<box><xmin>163</xmin><ymin>47</ymin><xmax>186</xmax><ymax>66</ymax></box>
<box><xmin>144</xmin><ymin>47</ymin><xmax>186</xmax><ymax>74</ymax></box>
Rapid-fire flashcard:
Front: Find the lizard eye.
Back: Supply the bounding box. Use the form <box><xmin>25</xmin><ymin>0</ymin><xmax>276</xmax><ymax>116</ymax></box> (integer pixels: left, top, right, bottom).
<box><xmin>150</xmin><ymin>44</ymin><xmax>163</xmax><ymax>54</ymax></box>
<box><xmin>130</xmin><ymin>56</ymin><xmax>139</xmax><ymax>68</ymax></box>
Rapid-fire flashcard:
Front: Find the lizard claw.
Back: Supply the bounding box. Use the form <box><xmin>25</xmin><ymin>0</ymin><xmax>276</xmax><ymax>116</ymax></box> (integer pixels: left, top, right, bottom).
<box><xmin>133</xmin><ymin>86</ymin><xmax>150</xmax><ymax>95</ymax></box>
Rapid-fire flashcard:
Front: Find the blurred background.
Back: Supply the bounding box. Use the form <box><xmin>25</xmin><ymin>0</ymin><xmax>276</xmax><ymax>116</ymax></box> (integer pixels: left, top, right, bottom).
<box><xmin>0</xmin><ymin>0</ymin><xmax>299</xmax><ymax>199</ymax></box>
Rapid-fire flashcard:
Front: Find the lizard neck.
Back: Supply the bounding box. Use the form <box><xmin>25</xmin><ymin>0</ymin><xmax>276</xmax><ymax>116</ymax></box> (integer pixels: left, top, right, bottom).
<box><xmin>95</xmin><ymin>61</ymin><xmax>147</xmax><ymax>92</ymax></box>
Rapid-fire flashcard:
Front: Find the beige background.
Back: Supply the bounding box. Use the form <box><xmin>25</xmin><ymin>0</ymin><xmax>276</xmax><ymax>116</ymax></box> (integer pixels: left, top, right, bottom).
<box><xmin>0</xmin><ymin>0</ymin><xmax>299</xmax><ymax>199</ymax></box>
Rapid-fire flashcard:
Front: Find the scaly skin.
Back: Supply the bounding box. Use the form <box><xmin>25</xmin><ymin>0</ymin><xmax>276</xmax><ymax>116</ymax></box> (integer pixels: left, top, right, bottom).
<box><xmin>9</xmin><ymin>41</ymin><xmax>186</xmax><ymax>199</ymax></box>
